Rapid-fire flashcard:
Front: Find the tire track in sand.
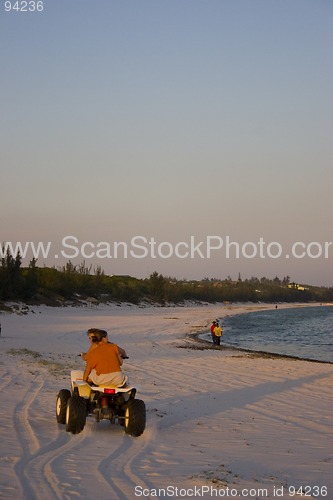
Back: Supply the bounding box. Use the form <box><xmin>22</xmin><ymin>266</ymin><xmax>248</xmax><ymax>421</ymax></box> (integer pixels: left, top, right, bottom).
<box><xmin>22</xmin><ymin>428</ymin><xmax>87</xmax><ymax>500</ymax></box>
<box><xmin>9</xmin><ymin>357</ymin><xmax>156</xmax><ymax>500</ymax></box>
<box><xmin>96</xmin><ymin>421</ymin><xmax>158</xmax><ymax>500</ymax></box>
<box><xmin>0</xmin><ymin>370</ymin><xmax>13</xmax><ymax>392</ymax></box>
<box><xmin>12</xmin><ymin>371</ymin><xmax>85</xmax><ymax>499</ymax></box>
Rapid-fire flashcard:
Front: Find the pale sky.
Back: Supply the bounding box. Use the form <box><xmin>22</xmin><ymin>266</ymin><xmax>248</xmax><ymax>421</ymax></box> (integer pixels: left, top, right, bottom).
<box><xmin>1</xmin><ymin>0</ymin><xmax>332</xmax><ymax>286</ymax></box>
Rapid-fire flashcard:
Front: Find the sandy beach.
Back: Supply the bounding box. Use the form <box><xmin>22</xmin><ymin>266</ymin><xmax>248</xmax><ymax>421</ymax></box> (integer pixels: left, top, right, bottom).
<box><xmin>0</xmin><ymin>302</ymin><xmax>332</xmax><ymax>499</ymax></box>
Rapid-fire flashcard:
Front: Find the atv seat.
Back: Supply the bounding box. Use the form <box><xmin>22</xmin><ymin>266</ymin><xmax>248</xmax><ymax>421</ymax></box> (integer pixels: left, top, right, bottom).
<box><xmin>97</xmin><ymin>375</ymin><xmax>128</xmax><ymax>389</ymax></box>
<box><xmin>71</xmin><ymin>371</ymin><xmax>133</xmax><ymax>397</ymax></box>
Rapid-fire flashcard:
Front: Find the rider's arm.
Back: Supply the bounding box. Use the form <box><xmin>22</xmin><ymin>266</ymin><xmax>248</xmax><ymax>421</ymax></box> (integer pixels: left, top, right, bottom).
<box><xmin>114</xmin><ymin>345</ymin><xmax>123</xmax><ymax>366</ymax></box>
<box><xmin>109</xmin><ymin>342</ymin><xmax>127</xmax><ymax>358</ymax></box>
<box><xmin>83</xmin><ymin>364</ymin><xmax>90</xmax><ymax>382</ymax></box>
<box><xmin>83</xmin><ymin>353</ymin><xmax>93</xmax><ymax>382</ymax></box>
<box><xmin>118</xmin><ymin>346</ymin><xmax>127</xmax><ymax>358</ymax></box>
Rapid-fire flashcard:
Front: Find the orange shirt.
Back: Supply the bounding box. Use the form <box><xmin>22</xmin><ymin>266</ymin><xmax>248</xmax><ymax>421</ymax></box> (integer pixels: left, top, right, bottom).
<box><xmin>84</xmin><ymin>342</ymin><xmax>121</xmax><ymax>379</ymax></box>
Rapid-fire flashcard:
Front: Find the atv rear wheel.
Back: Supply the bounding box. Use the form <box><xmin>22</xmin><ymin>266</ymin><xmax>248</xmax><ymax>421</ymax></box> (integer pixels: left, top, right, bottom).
<box><xmin>65</xmin><ymin>396</ymin><xmax>86</xmax><ymax>434</ymax></box>
<box><xmin>123</xmin><ymin>399</ymin><xmax>146</xmax><ymax>437</ymax></box>
<box><xmin>56</xmin><ymin>389</ymin><xmax>71</xmax><ymax>424</ymax></box>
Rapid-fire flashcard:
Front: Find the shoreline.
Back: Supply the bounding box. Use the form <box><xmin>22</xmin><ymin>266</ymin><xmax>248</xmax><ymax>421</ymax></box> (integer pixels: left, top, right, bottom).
<box><xmin>185</xmin><ymin>332</ymin><xmax>333</xmax><ymax>365</ymax></box>
<box><xmin>183</xmin><ymin>302</ymin><xmax>333</xmax><ymax>365</ymax></box>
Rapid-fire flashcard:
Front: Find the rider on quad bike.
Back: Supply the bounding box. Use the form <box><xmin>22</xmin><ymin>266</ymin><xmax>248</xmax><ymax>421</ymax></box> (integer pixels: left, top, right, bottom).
<box><xmin>56</xmin><ymin>329</ymin><xmax>146</xmax><ymax>436</ymax></box>
<box><xmin>80</xmin><ymin>328</ymin><xmax>128</xmax><ymax>361</ymax></box>
<box><xmin>83</xmin><ymin>329</ymin><xmax>127</xmax><ymax>387</ymax></box>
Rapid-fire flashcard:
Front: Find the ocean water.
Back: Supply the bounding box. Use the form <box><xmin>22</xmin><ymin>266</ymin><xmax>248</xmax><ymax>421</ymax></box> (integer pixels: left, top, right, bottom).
<box><xmin>209</xmin><ymin>305</ymin><xmax>333</xmax><ymax>363</ymax></box>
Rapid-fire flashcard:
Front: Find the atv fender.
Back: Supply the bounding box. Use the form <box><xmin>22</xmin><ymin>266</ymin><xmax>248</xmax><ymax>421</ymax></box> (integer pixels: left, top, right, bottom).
<box><xmin>70</xmin><ymin>370</ymin><xmax>136</xmax><ymax>400</ymax></box>
<box><xmin>71</xmin><ymin>370</ymin><xmax>92</xmax><ymax>398</ymax></box>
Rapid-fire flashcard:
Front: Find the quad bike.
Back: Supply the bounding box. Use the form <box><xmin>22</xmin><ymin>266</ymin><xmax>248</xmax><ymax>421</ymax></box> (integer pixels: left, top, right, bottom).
<box><xmin>56</xmin><ymin>370</ymin><xmax>146</xmax><ymax>437</ymax></box>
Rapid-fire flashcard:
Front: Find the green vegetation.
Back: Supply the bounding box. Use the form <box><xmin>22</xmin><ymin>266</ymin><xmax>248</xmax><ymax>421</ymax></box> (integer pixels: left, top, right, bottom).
<box><xmin>6</xmin><ymin>347</ymin><xmax>79</xmax><ymax>377</ymax></box>
<box><xmin>0</xmin><ymin>251</ymin><xmax>332</xmax><ymax>306</ymax></box>
<box><xmin>7</xmin><ymin>348</ymin><xmax>42</xmax><ymax>358</ymax></box>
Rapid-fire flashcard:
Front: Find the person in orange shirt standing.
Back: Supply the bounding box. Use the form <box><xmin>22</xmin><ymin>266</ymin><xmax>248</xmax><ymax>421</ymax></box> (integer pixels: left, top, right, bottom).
<box><xmin>83</xmin><ymin>329</ymin><xmax>127</xmax><ymax>387</ymax></box>
<box><xmin>210</xmin><ymin>320</ymin><xmax>217</xmax><ymax>344</ymax></box>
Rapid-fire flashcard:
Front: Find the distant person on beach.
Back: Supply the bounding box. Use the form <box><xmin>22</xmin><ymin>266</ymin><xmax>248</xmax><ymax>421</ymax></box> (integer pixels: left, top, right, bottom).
<box><xmin>81</xmin><ymin>328</ymin><xmax>127</xmax><ymax>360</ymax></box>
<box><xmin>83</xmin><ymin>329</ymin><xmax>127</xmax><ymax>387</ymax></box>
<box><xmin>213</xmin><ymin>322</ymin><xmax>223</xmax><ymax>346</ymax></box>
<box><xmin>210</xmin><ymin>320</ymin><xmax>217</xmax><ymax>344</ymax></box>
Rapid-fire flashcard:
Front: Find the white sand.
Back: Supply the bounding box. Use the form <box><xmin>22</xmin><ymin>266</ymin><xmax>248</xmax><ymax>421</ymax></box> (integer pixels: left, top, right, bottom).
<box><xmin>0</xmin><ymin>302</ymin><xmax>332</xmax><ymax>499</ymax></box>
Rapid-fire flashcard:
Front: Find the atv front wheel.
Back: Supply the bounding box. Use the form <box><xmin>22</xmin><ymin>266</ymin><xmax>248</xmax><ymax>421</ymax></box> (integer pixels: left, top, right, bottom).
<box><xmin>65</xmin><ymin>396</ymin><xmax>86</xmax><ymax>434</ymax></box>
<box><xmin>56</xmin><ymin>389</ymin><xmax>71</xmax><ymax>424</ymax></box>
<box><xmin>123</xmin><ymin>399</ymin><xmax>146</xmax><ymax>437</ymax></box>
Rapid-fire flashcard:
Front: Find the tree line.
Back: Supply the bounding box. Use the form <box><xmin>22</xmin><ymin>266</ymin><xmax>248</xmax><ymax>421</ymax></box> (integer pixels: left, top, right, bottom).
<box><xmin>0</xmin><ymin>251</ymin><xmax>332</xmax><ymax>306</ymax></box>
